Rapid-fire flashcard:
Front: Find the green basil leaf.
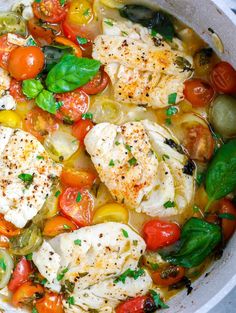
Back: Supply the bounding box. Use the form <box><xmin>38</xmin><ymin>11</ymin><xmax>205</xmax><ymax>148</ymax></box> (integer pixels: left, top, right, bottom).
<box><xmin>159</xmin><ymin>217</ymin><xmax>221</xmax><ymax>268</ymax></box>
<box><xmin>206</xmin><ymin>139</ymin><xmax>236</xmax><ymax>202</ymax></box>
<box><xmin>22</xmin><ymin>79</ymin><xmax>44</xmax><ymax>99</ymax></box>
<box><xmin>35</xmin><ymin>90</ymin><xmax>57</xmax><ymax>114</ymax></box>
<box><xmin>46</xmin><ymin>54</ymin><xmax>101</xmax><ymax>93</ymax></box>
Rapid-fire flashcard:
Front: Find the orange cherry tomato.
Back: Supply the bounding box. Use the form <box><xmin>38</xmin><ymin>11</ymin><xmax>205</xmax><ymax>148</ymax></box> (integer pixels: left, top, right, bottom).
<box><xmin>12</xmin><ymin>282</ymin><xmax>44</xmax><ymax>307</ymax></box>
<box><xmin>72</xmin><ymin>119</ymin><xmax>94</xmax><ymax>145</ymax></box>
<box><xmin>184</xmin><ymin>79</ymin><xmax>214</xmax><ymax>107</ymax></box>
<box><xmin>61</xmin><ymin>168</ymin><xmax>96</xmax><ymax>189</ymax></box>
<box><xmin>59</xmin><ymin>187</ymin><xmax>94</xmax><ymax>227</ymax></box>
<box><xmin>8</xmin><ymin>257</ymin><xmax>32</xmax><ymax>292</ymax></box>
<box><xmin>182</xmin><ymin>124</ymin><xmax>214</xmax><ymax>162</ymax></box>
<box><xmin>211</xmin><ymin>62</ymin><xmax>236</xmax><ymax>94</ymax></box>
<box><xmin>142</xmin><ymin>219</ymin><xmax>181</xmax><ymax>251</ymax></box>
<box><xmin>9</xmin><ymin>79</ymin><xmax>28</xmax><ymax>103</ymax></box>
<box><xmin>80</xmin><ymin>69</ymin><xmax>109</xmax><ymax>95</ymax></box>
<box><xmin>27</xmin><ymin>18</ymin><xmax>55</xmax><ymax>46</ymax></box>
<box><xmin>8</xmin><ymin>46</ymin><xmax>45</xmax><ymax>81</ymax></box>
<box><xmin>151</xmin><ymin>265</ymin><xmax>185</xmax><ymax>287</ymax></box>
<box><xmin>32</xmin><ymin>0</ymin><xmax>67</xmax><ymax>23</ymax></box>
<box><xmin>219</xmin><ymin>198</ymin><xmax>236</xmax><ymax>241</ymax></box>
<box><xmin>35</xmin><ymin>292</ymin><xmax>64</xmax><ymax>313</ymax></box>
<box><xmin>0</xmin><ymin>214</ymin><xmax>20</xmax><ymax>237</ymax></box>
<box><xmin>43</xmin><ymin>215</ymin><xmax>77</xmax><ymax>237</ymax></box>
<box><xmin>55</xmin><ymin>90</ymin><xmax>89</xmax><ymax>124</ymax></box>
<box><xmin>24</xmin><ymin>107</ymin><xmax>59</xmax><ymax>141</ymax></box>
<box><xmin>116</xmin><ymin>296</ymin><xmax>155</xmax><ymax>313</ymax></box>
<box><xmin>0</xmin><ymin>34</ymin><xmax>17</xmax><ymax>70</ymax></box>
<box><xmin>54</xmin><ymin>36</ymin><xmax>82</xmax><ymax>57</ymax></box>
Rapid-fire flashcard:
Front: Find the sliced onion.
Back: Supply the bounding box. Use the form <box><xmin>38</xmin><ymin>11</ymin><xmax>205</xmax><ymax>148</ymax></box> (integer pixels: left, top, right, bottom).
<box><xmin>44</xmin><ymin>130</ymin><xmax>79</xmax><ymax>162</ymax></box>
<box><xmin>0</xmin><ymin>250</ymin><xmax>13</xmax><ymax>289</ymax></box>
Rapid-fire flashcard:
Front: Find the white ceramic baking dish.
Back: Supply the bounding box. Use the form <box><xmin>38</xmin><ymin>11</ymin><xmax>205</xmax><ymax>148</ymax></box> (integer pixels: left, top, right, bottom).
<box><xmin>1</xmin><ymin>0</ymin><xmax>236</xmax><ymax>312</ymax></box>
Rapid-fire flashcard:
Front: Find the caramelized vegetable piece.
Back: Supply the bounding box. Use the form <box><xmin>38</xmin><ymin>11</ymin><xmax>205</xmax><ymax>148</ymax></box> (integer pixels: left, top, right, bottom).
<box><xmin>35</xmin><ymin>292</ymin><xmax>64</xmax><ymax>313</ymax></box>
<box><xmin>151</xmin><ymin>265</ymin><xmax>185</xmax><ymax>287</ymax></box>
<box><xmin>43</xmin><ymin>215</ymin><xmax>77</xmax><ymax>237</ymax></box>
<box><xmin>8</xmin><ymin>257</ymin><xmax>32</xmax><ymax>292</ymax></box>
<box><xmin>12</xmin><ymin>281</ymin><xmax>44</xmax><ymax>307</ymax></box>
<box><xmin>0</xmin><ymin>214</ymin><xmax>21</xmax><ymax>237</ymax></box>
<box><xmin>116</xmin><ymin>295</ymin><xmax>156</xmax><ymax>313</ymax></box>
<box><xmin>28</xmin><ymin>18</ymin><xmax>55</xmax><ymax>46</ymax></box>
<box><xmin>193</xmin><ymin>48</ymin><xmax>214</xmax><ymax>77</ymax></box>
<box><xmin>219</xmin><ymin>198</ymin><xmax>236</xmax><ymax>241</ymax></box>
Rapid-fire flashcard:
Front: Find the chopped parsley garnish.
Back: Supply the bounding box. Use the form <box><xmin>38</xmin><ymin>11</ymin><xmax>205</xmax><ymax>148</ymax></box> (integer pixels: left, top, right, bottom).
<box><xmin>104</xmin><ymin>19</ymin><xmax>113</xmax><ymax>26</ymax></box>
<box><xmin>128</xmin><ymin>157</ymin><xmax>137</xmax><ymax>166</ymax></box>
<box><xmin>77</xmin><ymin>36</ymin><xmax>88</xmax><ymax>45</ymax></box>
<box><xmin>76</xmin><ymin>192</ymin><xmax>82</xmax><ymax>202</ymax></box>
<box><xmin>163</xmin><ymin>200</ymin><xmax>175</xmax><ymax>208</ymax></box>
<box><xmin>67</xmin><ymin>296</ymin><xmax>75</xmax><ymax>307</ymax></box>
<box><xmin>151</xmin><ymin>29</ymin><xmax>158</xmax><ymax>37</ymax></box>
<box><xmin>168</xmin><ymin>92</ymin><xmax>177</xmax><ymax>105</ymax></box>
<box><xmin>27</xmin><ymin>37</ymin><xmax>37</xmax><ymax>46</ymax></box>
<box><xmin>36</xmin><ymin>155</ymin><xmax>44</xmax><ymax>160</ymax></box>
<box><xmin>149</xmin><ymin>289</ymin><xmax>169</xmax><ymax>309</ymax></box>
<box><xmin>74</xmin><ymin>239</ymin><xmax>82</xmax><ymax>246</ymax></box>
<box><xmin>26</xmin><ymin>253</ymin><xmax>33</xmax><ymax>260</ymax></box>
<box><xmin>59</xmin><ymin>0</ymin><xmax>66</xmax><ymax>5</ymax></box>
<box><xmin>114</xmin><ymin>268</ymin><xmax>145</xmax><ymax>284</ymax></box>
<box><xmin>55</xmin><ymin>190</ymin><xmax>61</xmax><ymax>198</ymax></box>
<box><xmin>0</xmin><ymin>258</ymin><xmax>6</xmax><ymax>271</ymax></box>
<box><xmin>133</xmin><ymin>240</ymin><xmax>138</xmax><ymax>246</ymax></box>
<box><xmin>165</xmin><ymin>117</ymin><xmax>172</xmax><ymax>126</ymax></box>
<box><xmin>109</xmin><ymin>159</ymin><xmax>115</xmax><ymax>167</ymax></box>
<box><xmin>162</xmin><ymin>154</ymin><xmax>170</xmax><ymax>161</ymax></box>
<box><xmin>115</xmin><ymin>141</ymin><xmax>120</xmax><ymax>146</ymax></box>
<box><xmin>32</xmin><ymin>307</ymin><xmax>38</xmax><ymax>313</ymax></box>
<box><xmin>149</xmin><ymin>262</ymin><xmax>159</xmax><ymax>271</ymax></box>
<box><xmin>83</xmin><ymin>8</ymin><xmax>90</xmax><ymax>16</ymax></box>
<box><xmin>41</xmin><ymin>278</ymin><xmax>47</xmax><ymax>285</ymax></box>
<box><xmin>56</xmin><ymin>101</ymin><xmax>64</xmax><ymax>110</ymax></box>
<box><xmin>57</xmin><ymin>268</ymin><xmax>69</xmax><ymax>281</ymax></box>
<box><xmin>63</xmin><ymin>224</ymin><xmax>71</xmax><ymax>230</ymax></box>
<box><xmin>166</xmin><ymin>106</ymin><xmax>178</xmax><ymax>116</ymax></box>
<box><xmin>193</xmin><ymin>205</ymin><xmax>201</xmax><ymax>213</ymax></box>
<box><xmin>18</xmin><ymin>173</ymin><xmax>33</xmax><ymax>187</ymax></box>
<box><xmin>125</xmin><ymin>144</ymin><xmax>132</xmax><ymax>152</ymax></box>
<box><xmin>219</xmin><ymin>213</ymin><xmax>236</xmax><ymax>220</ymax></box>
<box><xmin>34</xmin><ymin>0</ymin><xmax>41</xmax><ymax>3</ymax></box>
<box><xmin>122</xmin><ymin>228</ymin><xmax>129</xmax><ymax>238</ymax></box>
<box><xmin>82</xmin><ymin>112</ymin><xmax>93</xmax><ymax>120</ymax></box>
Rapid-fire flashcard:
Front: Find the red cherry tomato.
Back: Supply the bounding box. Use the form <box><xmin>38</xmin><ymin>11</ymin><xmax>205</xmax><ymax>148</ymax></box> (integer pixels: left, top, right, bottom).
<box><xmin>24</xmin><ymin>107</ymin><xmax>59</xmax><ymax>141</ymax></box>
<box><xmin>55</xmin><ymin>90</ymin><xmax>89</xmax><ymax>124</ymax></box>
<box><xmin>59</xmin><ymin>187</ymin><xmax>94</xmax><ymax>227</ymax></box>
<box><xmin>219</xmin><ymin>198</ymin><xmax>236</xmax><ymax>241</ymax></box>
<box><xmin>80</xmin><ymin>70</ymin><xmax>109</xmax><ymax>95</ymax></box>
<box><xmin>72</xmin><ymin>119</ymin><xmax>94</xmax><ymax>144</ymax></box>
<box><xmin>184</xmin><ymin>79</ymin><xmax>214</xmax><ymax>107</ymax></box>
<box><xmin>142</xmin><ymin>219</ymin><xmax>181</xmax><ymax>251</ymax></box>
<box><xmin>27</xmin><ymin>18</ymin><xmax>55</xmax><ymax>46</ymax></box>
<box><xmin>32</xmin><ymin>0</ymin><xmax>67</xmax><ymax>23</ymax></box>
<box><xmin>61</xmin><ymin>168</ymin><xmax>96</xmax><ymax>189</ymax></box>
<box><xmin>0</xmin><ymin>34</ymin><xmax>17</xmax><ymax>70</ymax></box>
<box><xmin>8</xmin><ymin>46</ymin><xmax>45</xmax><ymax>81</ymax></box>
<box><xmin>12</xmin><ymin>282</ymin><xmax>44</xmax><ymax>307</ymax></box>
<box><xmin>9</xmin><ymin>79</ymin><xmax>28</xmax><ymax>103</ymax></box>
<box><xmin>116</xmin><ymin>296</ymin><xmax>155</xmax><ymax>313</ymax></box>
<box><xmin>8</xmin><ymin>257</ymin><xmax>32</xmax><ymax>292</ymax></box>
<box><xmin>151</xmin><ymin>265</ymin><xmax>185</xmax><ymax>287</ymax></box>
<box><xmin>35</xmin><ymin>292</ymin><xmax>64</xmax><ymax>313</ymax></box>
<box><xmin>211</xmin><ymin>62</ymin><xmax>236</xmax><ymax>94</ymax></box>
<box><xmin>182</xmin><ymin>124</ymin><xmax>214</xmax><ymax>162</ymax></box>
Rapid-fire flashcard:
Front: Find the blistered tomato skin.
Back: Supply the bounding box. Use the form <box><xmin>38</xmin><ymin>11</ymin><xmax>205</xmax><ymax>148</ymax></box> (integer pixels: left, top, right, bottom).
<box><xmin>142</xmin><ymin>219</ymin><xmax>181</xmax><ymax>251</ymax></box>
<box><xmin>151</xmin><ymin>265</ymin><xmax>185</xmax><ymax>287</ymax></box>
<box><xmin>211</xmin><ymin>62</ymin><xmax>236</xmax><ymax>94</ymax></box>
<box><xmin>116</xmin><ymin>296</ymin><xmax>156</xmax><ymax>313</ymax></box>
<box><xmin>184</xmin><ymin>79</ymin><xmax>215</xmax><ymax>107</ymax></box>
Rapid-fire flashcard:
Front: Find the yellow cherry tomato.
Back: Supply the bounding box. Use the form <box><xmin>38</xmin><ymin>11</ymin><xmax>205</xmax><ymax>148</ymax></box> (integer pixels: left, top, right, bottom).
<box><xmin>67</xmin><ymin>0</ymin><xmax>93</xmax><ymax>26</ymax></box>
<box><xmin>0</xmin><ymin>111</ymin><xmax>22</xmax><ymax>128</ymax></box>
<box><xmin>93</xmin><ymin>203</ymin><xmax>129</xmax><ymax>224</ymax></box>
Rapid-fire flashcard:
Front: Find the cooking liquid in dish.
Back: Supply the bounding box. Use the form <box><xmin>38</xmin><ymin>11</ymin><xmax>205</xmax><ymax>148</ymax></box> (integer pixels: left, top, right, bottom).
<box><xmin>0</xmin><ymin>0</ymin><xmax>235</xmax><ymax>312</ymax></box>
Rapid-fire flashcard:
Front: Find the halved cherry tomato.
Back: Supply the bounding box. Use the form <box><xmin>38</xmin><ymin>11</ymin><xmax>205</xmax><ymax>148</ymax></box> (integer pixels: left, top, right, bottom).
<box><xmin>32</xmin><ymin>0</ymin><xmax>67</xmax><ymax>23</ymax></box>
<box><xmin>59</xmin><ymin>187</ymin><xmax>94</xmax><ymax>227</ymax></box>
<box><xmin>8</xmin><ymin>46</ymin><xmax>44</xmax><ymax>81</ymax></box>
<box><xmin>61</xmin><ymin>168</ymin><xmax>96</xmax><ymax>188</ymax></box>
<box><xmin>12</xmin><ymin>281</ymin><xmax>44</xmax><ymax>307</ymax></box>
<box><xmin>9</xmin><ymin>79</ymin><xmax>28</xmax><ymax>103</ymax></box>
<box><xmin>142</xmin><ymin>219</ymin><xmax>181</xmax><ymax>251</ymax></box>
<box><xmin>151</xmin><ymin>265</ymin><xmax>185</xmax><ymax>287</ymax></box>
<box><xmin>27</xmin><ymin>18</ymin><xmax>55</xmax><ymax>46</ymax></box>
<box><xmin>219</xmin><ymin>198</ymin><xmax>236</xmax><ymax>241</ymax></box>
<box><xmin>66</xmin><ymin>0</ymin><xmax>93</xmax><ymax>26</ymax></box>
<box><xmin>8</xmin><ymin>257</ymin><xmax>32</xmax><ymax>292</ymax></box>
<box><xmin>211</xmin><ymin>62</ymin><xmax>236</xmax><ymax>94</ymax></box>
<box><xmin>72</xmin><ymin>119</ymin><xmax>94</xmax><ymax>144</ymax></box>
<box><xmin>116</xmin><ymin>296</ymin><xmax>156</xmax><ymax>313</ymax></box>
<box><xmin>0</xmin><ymin>34</ymin><xmax>17</xmax><ymax>69</ymax></box>
<box><xmin>35</xmin><ymin>292</ymin><xmax>64</xmax><ymax>313</ymax></box>
<box><xmin>0</xmin><ymin>214</ymin><xmax>20</xmax><ymax>237</ymax></box>
<box><xmin>55</xmin><ymin>90</ymin><xmax>89</xmax><ymax>124</ymax></box>
<box><xmin>184</xmin><ymin>79</ymin><xmax>214</xmax><ymax>107</ymax></box>
<box><xmin>80</xmin><ymin>69</ymin><xmax>109</xmax><ymax>95</ymax></box>
<box><xmin>182</xmin><ymin>124</ymin><xmax>214</xmax><ymax>162</ymax></box>
<box><xmin>24</xmin><ymin>107</ymin><xmax>59</xmax><ymax>141</ymax></box>
<box><xmin>43</xmin><ymin>215</ymin><xmax>77</xmax><ymax>237</ymax></box>
<box><xmin>54</xmin><ymin>36</ymin><xmax>82</xmax><ymax>57</ymax></box>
